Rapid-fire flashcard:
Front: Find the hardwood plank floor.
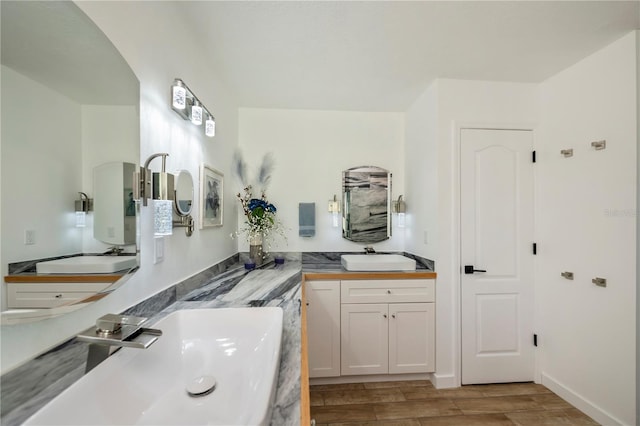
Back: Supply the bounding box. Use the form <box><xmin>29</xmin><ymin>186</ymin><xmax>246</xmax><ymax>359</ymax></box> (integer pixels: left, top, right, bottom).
<box><xmin>310</xmin><ymin>381</ymin><xmax>599</xmax><ymax>426</ymax></box>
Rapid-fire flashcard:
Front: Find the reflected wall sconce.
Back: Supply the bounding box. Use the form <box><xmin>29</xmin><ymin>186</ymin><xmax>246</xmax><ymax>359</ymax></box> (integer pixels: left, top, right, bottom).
<box><xmin>171</xmin><ymin>78</ymin><xmax>215</xmax><ymax>138</ymax></box>
<box><xmin>328</xmin><ymin>194</ymin><xmax>341</xmax><ymax>227</ymax></box>
<box><xmin>75</xmin><ymin>192</ymin><xmax>93</xmax><ymax>228</ymax></box>
<box><xmin>393</xmin><ymin>195</ymin><xmax>407</xmax><ymax>228</ymax></box>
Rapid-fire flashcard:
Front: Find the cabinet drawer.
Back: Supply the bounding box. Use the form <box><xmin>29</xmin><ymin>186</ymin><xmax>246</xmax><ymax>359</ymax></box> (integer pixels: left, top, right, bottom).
<box><xmin>7</xmin><ymin>282</ymin><xmax>109</xmax><ymax>309</ymax></box>
<box><xmin>341</xmin><ymin>279</ymin><xmax>435</xmax><ymax>304</ymax></box>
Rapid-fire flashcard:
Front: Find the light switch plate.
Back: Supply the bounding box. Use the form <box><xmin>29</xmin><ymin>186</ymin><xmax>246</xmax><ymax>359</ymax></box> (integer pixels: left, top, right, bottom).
<box><xmin>24</xmin><ymin>229</ymin><xmax>36</xmax><ymax>245</ymax></box>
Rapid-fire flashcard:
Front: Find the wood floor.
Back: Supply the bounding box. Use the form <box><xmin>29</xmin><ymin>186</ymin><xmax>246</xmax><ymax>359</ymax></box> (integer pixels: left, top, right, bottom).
<box><xmin>310</xmin><ymin>381</ymin><xmax>599</xmax><ymax>426</ymax></box>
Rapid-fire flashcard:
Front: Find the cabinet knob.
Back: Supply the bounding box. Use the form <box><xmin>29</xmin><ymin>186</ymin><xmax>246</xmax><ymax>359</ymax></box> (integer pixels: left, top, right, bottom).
<box><xmin>392</xmin><ymin>314</ymin><xmax>396</xmax><ymax>319</ymax></box>
<box><xmin>387</xmin><ymin>290</ymin><xmax>391</xmax><ymax>294</ymax></box>
<box><xmin>306</xmin><ymin>302</ymin><xmax>309</xmax><ymax>306</ymax></box>
<box><xmin>54</xmin><ymin>294</ymin><xmax>63</xmax><ymax>299</ymax></box>
<box><xmin>383</xmin><ymin>314</ymin><xmax>387</xmax><ymax>318</ymax></box>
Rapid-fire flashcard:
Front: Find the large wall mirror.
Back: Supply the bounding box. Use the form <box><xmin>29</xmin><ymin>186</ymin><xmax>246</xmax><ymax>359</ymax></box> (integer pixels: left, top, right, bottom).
<box><xmin>342</xmin><ymin>166</ymin><xmax>392</xmax><ymax>243</ymax></box>
<box><xmin>1</xmin><ymin>1</ymin><xmax>140</xmax><ymax>323</ymax></box>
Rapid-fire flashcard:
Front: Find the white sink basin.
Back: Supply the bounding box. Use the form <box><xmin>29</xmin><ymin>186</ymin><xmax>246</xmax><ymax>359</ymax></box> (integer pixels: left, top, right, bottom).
<box><xmin>341</xmin><ymin>254</ymin><xmax>416</xmax><ymax>271</ymax></box>
<box><xmin>23</xmin><ymin>307</ymin><xmax>284</xmax><ymax>426</ymax></box>
<box><xmin>36</xmin><ymin>256</ymin><xmax>137</xmax><ymax>274</ymax></box>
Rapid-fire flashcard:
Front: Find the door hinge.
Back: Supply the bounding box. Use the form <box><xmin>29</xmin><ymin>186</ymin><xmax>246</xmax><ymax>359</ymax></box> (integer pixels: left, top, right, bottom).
<box><xmin>533</xmin><ymin>243</ymin><xmax>537</xmax><ymax>255</ymax></box>
<box><xmin>532</xmin><ymin>151</ymin><xmax>536</xmax><ymax>163</ymax></box>
<box><xmin>533</xmin><ymin>334</ymin><xmax>538</xmax><ymax>347</ymax></box>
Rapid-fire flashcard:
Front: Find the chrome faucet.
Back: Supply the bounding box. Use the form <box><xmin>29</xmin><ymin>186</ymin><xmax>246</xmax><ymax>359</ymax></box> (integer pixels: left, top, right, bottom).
<box><xmin>77</xmin><ymin>314</ymin><xmax>162</xmax><ymax>373</ymax></box>
<box><xmin>364</xmin><ymin>246</ymin><xmax>376</xmax><ymax>254</ymax></box>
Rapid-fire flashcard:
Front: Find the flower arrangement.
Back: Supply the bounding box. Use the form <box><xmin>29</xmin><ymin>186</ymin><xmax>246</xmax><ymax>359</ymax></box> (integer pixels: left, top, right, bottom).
<box><xmin>232</xmin><ymin>151</ymin><xmax>286</xmax><ymax>256</ymax></box>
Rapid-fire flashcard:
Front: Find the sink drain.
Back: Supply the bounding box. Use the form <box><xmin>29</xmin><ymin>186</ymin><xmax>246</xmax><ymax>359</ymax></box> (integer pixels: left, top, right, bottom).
<box><xmin>186</xmin><ymin>375</ymin><xmax>217</xmax><ymax>397</ymax></box>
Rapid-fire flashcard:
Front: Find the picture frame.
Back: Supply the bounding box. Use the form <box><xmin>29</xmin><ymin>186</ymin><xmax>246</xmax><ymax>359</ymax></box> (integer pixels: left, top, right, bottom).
<box><xmin>200</xmin><ymin>164</ymin><xmax>223</xmax><ymax>228</ymax></box>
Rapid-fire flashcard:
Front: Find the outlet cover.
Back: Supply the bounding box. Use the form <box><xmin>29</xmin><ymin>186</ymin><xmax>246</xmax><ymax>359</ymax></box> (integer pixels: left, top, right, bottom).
<box><xmin>24</xmin><ymin>229</ymin><xmax>36</xmax><ymax>245</ymax></box>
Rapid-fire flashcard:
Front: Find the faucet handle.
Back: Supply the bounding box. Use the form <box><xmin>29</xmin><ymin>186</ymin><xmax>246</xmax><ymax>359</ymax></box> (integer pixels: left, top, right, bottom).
<box><xmin>96</xmin><ymin>314</ymin><xmax>147</xmax><ymax>335</ymax></box>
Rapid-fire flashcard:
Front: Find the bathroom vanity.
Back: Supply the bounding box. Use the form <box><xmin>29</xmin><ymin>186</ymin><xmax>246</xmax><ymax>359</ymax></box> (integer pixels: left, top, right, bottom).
<box><xmin>300</xmin><ymin>257</ymin><xmax>436</xmax><ymax>425</ymax></box>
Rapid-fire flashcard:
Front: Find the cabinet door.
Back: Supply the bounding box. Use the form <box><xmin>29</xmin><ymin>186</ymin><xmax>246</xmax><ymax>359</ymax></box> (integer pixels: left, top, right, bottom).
<box><xmin>341</xmin><ymin>304</ymin><xmax>388</xmax><ymax>375</ymax></box>
<box><xmin>389</xmin><ymin>303</ymin><xmax>435</xmax><ymax>374</ymax></box>
<box><xmin>306</xmin><ymin>281</ymin><xmax>341</xmax><ymax>378</ymax></box>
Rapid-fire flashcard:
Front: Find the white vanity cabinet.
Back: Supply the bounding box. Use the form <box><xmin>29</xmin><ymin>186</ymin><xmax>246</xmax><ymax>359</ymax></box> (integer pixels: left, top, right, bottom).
<box><xmin>340</xmin><ymin>279</ymin><xmax>435</xmax><ymax>376</ymax></box>
<box><xmin>306</xmin><ymin>280</ymin><xmax>341</xmax><ymax>378</ymax></box>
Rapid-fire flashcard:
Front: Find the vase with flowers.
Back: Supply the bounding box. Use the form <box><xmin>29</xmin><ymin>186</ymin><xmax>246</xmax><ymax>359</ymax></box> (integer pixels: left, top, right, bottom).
<box><xmin>232</xmin><ymin>151</ymin><xmax>286</xmax><ymax>265</ymax></box>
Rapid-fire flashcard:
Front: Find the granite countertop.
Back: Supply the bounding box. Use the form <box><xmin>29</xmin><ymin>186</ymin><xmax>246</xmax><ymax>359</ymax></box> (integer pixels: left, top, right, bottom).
<box><xmin>1</xmin><ymin>256</ymin><xmax>302</xmax><ymax>426</ymax></box>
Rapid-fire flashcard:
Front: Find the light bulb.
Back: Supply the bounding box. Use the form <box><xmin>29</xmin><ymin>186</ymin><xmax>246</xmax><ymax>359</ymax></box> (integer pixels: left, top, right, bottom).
<box><xmin>75</xmin><ymin>211</ymin><xmax>86</xmax><ymax>228</ymax></box>
<box><xmin>154</xmin><ymin>199</ymin><xmax>173</xmax><ymax>236</ymax></box>
<box><xmin>205</xmin><ymin>115</ymin><xmax>215</xmax><ymax>137</ymax></box>
<box><xmin>172</xmin><ymin>80</ymin><xmax>186</xmax><ymax>110</ymax></box>
<box><xmin>191</xmin><ymin>101</ymin><xmax>203</xmax><ymax>125</ymax></box>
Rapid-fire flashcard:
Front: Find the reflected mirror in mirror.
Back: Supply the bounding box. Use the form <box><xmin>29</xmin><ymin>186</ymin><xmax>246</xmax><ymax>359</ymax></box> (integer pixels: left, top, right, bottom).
<box><xmin>1</xmin><ymin>1</ymin><xmax>140</xmax><ymax>323</ymax></box>
<box><xmin>342</xmin><ymin>166</ymin><xmax>391</xmax><ymax>243</ymax></box>
<box><xmin>174</xmin><ymin>170</ymin><xmax>194</xmax><ymax>216</ymax></box>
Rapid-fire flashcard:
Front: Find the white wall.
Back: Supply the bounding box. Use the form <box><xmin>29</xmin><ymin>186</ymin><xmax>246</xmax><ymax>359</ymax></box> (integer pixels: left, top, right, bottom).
<box><xmin>238</xmin><ymin>108</ymin><xmax>405</xmax><ymax>253</ymax></box>
<box><xmin>405</xmin><ymin>82</ymin><xmax>438</xmax><ymax>261</ymax></box>
<box><xmin>405</xmin><ymin>78</ymin><xmax>538</xmax><ymax>387</ymax></box>
<box><xmin>536</xmin><ymin>32</ymin><xmax>637</xmax><ymax>425</ymax></box>
<box><xmin>1</xmin><ymin>1</ymin><xmax>239</xmax><ymax>373</ymax></box>
<box><xmin>1</xmin><ymin>66</ymin><xmax>84</xmax><ymax>310</ymax></box>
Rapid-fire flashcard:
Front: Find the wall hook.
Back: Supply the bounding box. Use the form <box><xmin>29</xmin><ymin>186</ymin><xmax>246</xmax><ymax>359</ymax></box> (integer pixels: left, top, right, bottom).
<box><xmin>560</xmin><ymin>149</ymin><xmax>573</xmax><ymax>157</ymax></box>
<box><xmin>560</xmin><ymin>271</ymin><xmax>574</xmax><ymax>280</ymax></box>
<box><xmin>591</xmin><ymin>140</ymin><xmax>606</xmax><ymax>150</ymax></box>
<box><xmin>592</xmin><ymin>277</ymin><xmax>607</xmax><ymax>287</ymax></box>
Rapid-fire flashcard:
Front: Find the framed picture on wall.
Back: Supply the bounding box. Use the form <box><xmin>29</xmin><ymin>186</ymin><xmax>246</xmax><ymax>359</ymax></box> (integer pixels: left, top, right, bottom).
<box><xmin>200</xmin><ymin>164</ymin><xmax>223</xmax><ymax>228</ymax></box>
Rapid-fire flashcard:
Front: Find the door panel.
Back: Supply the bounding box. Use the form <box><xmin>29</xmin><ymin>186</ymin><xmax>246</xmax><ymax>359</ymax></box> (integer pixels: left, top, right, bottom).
<box><xmin>389</xmin><ymin>303</ymin><xmax>435</xmax><ymax>374</ymax></box>
<box><xmin>307</xmin><ymin>281</ymin><xmax>341</xmax><ymax>378</ymax></box>
<box><xmin>460</xmin><ymin>128</ymin><xmax>534</xmax><ymax>384</ymax></box>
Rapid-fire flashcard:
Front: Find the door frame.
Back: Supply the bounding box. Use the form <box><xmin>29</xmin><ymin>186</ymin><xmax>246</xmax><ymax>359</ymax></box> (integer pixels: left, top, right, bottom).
<box><xmin>452</xmin><ymin>122</ymin><xmax>538</xmax><ymax>387</ymax></box>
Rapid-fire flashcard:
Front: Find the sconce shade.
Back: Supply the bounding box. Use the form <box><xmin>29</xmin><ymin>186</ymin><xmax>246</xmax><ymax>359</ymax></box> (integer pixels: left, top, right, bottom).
<box><xmin>76</xmin><ymin>211</ymin><xmax>86</xmax><ymax>228</ymax></box>
<box><xmin>154</xmin><ymin>199</ymin><xmax>173</xmax><ymax>236</ymax></box>
<box><xmin>205</xmin><ymin>115</ymin><xmax>215</xmax><ymax>137</ymax></box>
<box><xmin>191</xmin><ymin>101</ymin><xmax>203</xmax><ymax>125</ymax></box>
<box><xmin>172</xmin><ymin>80</ymin><xmax>186</xmax><ymax>110</ymax></box>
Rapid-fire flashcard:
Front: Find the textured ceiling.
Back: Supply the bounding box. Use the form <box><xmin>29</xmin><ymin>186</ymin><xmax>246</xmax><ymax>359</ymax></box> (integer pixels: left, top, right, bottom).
<box><xmin>182</xmin><ymin>1</ymin><xmax>640</xmax><ymax>112</ymax></box>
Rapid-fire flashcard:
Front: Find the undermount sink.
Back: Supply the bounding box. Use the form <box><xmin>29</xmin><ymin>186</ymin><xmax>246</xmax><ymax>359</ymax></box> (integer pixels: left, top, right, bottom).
<box><xmin>36</xmin><ymin>256</ymin><xmax>137</xmax><ymax>274</ymax></box>
<box><xmin>341</xmin><ymin>254</ymin><xmax>417</xmax><ymax>271</ymax></box>
<box><xmin>23</xmin><ymin>307</ymin><xmax>284</xmax><ymax>426</ymax></box>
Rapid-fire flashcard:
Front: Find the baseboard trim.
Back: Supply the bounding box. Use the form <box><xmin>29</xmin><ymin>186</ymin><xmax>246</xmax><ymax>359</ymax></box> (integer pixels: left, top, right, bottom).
<box><xmin>431</xmin><ymin>373</ymin><xmax>458</xmax><ymax>389</ymax></box>
<box><xmin>310</xmin><ymin>373</ymin><xmax>432</xmax><ymax>386</ymax></box>
<box><xmin>541</xmin><ymin>372</ymin><xmax>624</xmax><ymax>426</ymax></box>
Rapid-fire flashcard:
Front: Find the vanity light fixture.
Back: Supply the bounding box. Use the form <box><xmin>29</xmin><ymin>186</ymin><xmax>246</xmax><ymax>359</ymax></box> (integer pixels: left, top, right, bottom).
<box><xmin>328</xmin><ymin>194</ymin><xmax>341</xmax><ymax>227</ymax></box>
<box><xmin>75</xmin><ymin>192</ymin><xmax>93</xmax><ymax>228</ymax></box>
<box><xmin>393</xmin><ymin>195</ymin><xmax>407</xmax><ymax>228</ymax></box>
<box><xmin>170</xmin><ymin>78</ymin><xmax>215</xmax><ymax>138</ymax></box>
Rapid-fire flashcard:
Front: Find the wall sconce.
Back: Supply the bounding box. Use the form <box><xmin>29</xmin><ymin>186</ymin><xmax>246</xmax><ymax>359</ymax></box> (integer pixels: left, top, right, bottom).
<box><xmin>393</xmin><ymin>195</ymin><xmax>407</xmax><ymax>228</ymax></box>
<box><xmin>137</xmin><ymin>153</ymin><xmax>174</xmax><ymax>236</ymax></box>
<box><xmin>75</xmin><ymin>192</ymin><xmax>93</xmax><ymax>227</ymax></box>
<box><xmin>170</xmin><ymin>78</ymin><xmax>215</xmax><ymax>138</ymax></box>
<box><xmin>328</xmin><ymin>194</ymin><xmax>341</xmax><ymax>227</ymax></box>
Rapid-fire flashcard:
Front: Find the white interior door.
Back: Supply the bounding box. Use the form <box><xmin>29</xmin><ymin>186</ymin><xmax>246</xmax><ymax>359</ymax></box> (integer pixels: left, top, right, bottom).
<box><xmin>460</xmin><ymin>128</ymin><xmax>534</xmax><ymax>385</ymax></box>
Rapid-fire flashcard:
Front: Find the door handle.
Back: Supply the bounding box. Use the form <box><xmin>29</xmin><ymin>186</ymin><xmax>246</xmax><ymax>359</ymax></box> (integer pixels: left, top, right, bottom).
<box><xmin>464</xmin><ymin>265</ymin><xmax>487</xmax><ymax>274</ymax></box>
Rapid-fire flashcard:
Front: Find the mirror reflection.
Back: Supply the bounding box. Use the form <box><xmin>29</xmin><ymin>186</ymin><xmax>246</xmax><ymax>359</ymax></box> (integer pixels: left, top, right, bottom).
<box><xmin>1</xmin><ymin>1</ymin><xmax>140</xmax><ymax>322</ymax></box>
<box><xmin>174</xmin><ymin>170</ymin><xmax>194</xmax><ymax>216</ymax></box>
<box><xmin>342</xmin><ymin>166</ymin><xmax>392</xmax><ymax>243</ymax></box>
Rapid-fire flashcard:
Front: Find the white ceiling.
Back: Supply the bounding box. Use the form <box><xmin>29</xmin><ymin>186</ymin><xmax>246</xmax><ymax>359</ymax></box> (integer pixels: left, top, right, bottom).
<box><xmin>182</xmin><ymin>1</ymin><xmax>640</xmax><ymax>112</ymax></box>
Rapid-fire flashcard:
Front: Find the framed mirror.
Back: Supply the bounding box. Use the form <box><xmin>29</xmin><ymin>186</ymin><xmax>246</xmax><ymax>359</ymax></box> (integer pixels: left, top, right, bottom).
<box><xmin>1</xmin><ymin>1</ymin><xmax>140</xmax><ymax>323</ymax></box>
<box><xmin>342</xmin><ymin>166</ymin><xmax>392</xmax><ymax>243</ymax></box>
